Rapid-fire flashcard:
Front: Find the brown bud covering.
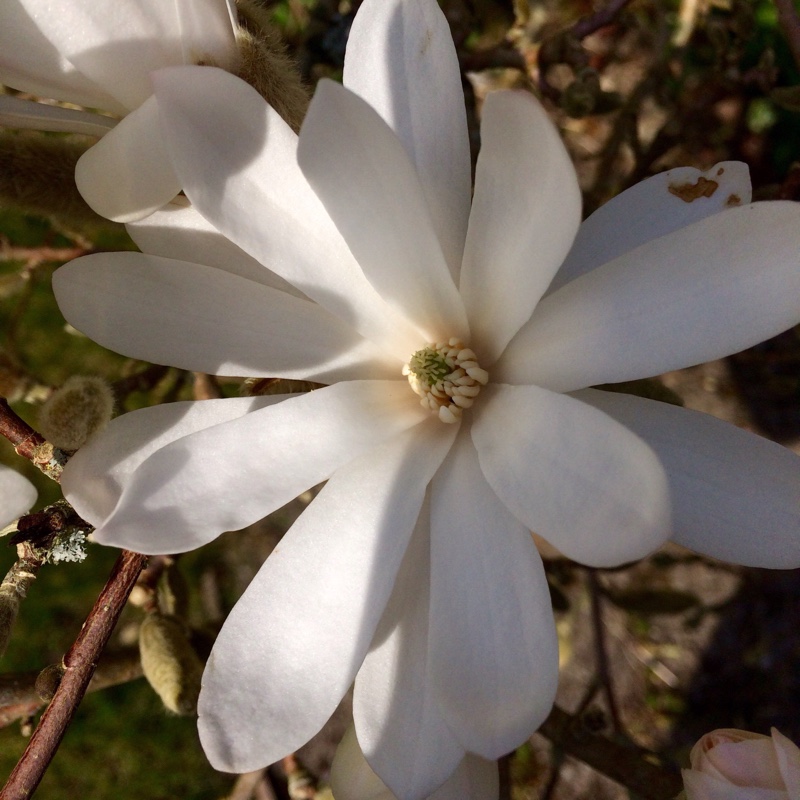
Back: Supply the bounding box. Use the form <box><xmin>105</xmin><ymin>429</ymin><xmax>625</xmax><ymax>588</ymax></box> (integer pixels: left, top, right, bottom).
<box><xmin>138</xmin><ymin>613</ymin><xmax>203</xmax><ymax>716</ymax></box>
<box><xmin>38</xmin><ymin>375</ymin><xmax>114</xmax><ymax>452</ymax></box>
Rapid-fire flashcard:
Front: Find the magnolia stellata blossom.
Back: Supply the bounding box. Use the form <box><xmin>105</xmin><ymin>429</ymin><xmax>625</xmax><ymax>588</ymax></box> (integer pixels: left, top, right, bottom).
<box><xmin>52</xmin><ymin>0</ymin><xmax>800</xmax><ymax>796</ymax></box>
<box><xmin>0</xmin><ymin>0</ymin><xmax>238</xmax><ymax>221</ymax></box>
<box><xmin>683</xmin><ymin>728</ymin><xmax>800</xmax><ymax>800</ymax></box>
<box><xmin>0</xmin><ymin>464</ymin><xmax>36</xmax><ymax>528</ymax></box>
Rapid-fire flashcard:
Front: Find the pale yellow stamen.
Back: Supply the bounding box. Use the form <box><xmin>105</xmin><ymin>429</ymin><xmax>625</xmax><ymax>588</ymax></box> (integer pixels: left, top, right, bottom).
<box><xmin>402</xmin><ymin>338</ymin><xmax>489</xmax><ymax>423</ymax></box>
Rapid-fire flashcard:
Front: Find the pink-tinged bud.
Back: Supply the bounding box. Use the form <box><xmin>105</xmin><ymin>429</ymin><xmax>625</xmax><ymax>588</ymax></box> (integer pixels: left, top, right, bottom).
<box><xmin>682</xmin><ymin>727</ymin><xmax>800</xmax><ymax>799</ymax></box>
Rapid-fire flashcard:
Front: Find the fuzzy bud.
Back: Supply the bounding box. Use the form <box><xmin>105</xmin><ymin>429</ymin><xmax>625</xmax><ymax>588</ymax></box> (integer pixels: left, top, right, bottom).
<box><xmin>138</xmin><ymin>613</ymin><xmax>203</xmax><ymax>716</ymax></box>
<box><xmin>235</xmin><ymin>0</ymin><xmax>310</xmax><ymax>132</ymax></box>
<box><xmin>35</xmin><ymin>663</ymin><xmax>65</xmax><ymax>703</ymax></box>
<box><xmin>38</xmin><ymin>375</ymin><xmax>114</xmax><ymax>452</ymax></box>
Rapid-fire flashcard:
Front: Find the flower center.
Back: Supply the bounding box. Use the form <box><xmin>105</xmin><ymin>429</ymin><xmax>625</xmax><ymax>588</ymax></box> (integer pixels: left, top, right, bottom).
<box><xmin>403</xmin><ymin>338</ymin><xmax>489</xmax><ymax>424</ymax></box>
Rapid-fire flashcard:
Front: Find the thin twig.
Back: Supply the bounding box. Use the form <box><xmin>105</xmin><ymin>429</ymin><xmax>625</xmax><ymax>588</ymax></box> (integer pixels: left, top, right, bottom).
<box><xmin>537</xmin><ymin>705</ymin><xmax>683</xmax><ymax>800</ymax></box>
<box><xmin>0</xmin><ymin>549</ymin><xmax>147</xmax><ymax>800</ymax></box>
<box><xmin>0</xmin><ymin>399</ymin><xmax>66</xmax><ymax>483</ymax></box>
<box><xmin>775</xmin><ymin>0</ymin><xmax>800</xmax><ymax>72</ymax></box>
<box><xmin>587</xmin><ymin>571</ymin><xmax>622</xmax><ymax>735</ymax></box>
<box><xmin>571</xmin><ymin>0</ymin><xmax>636</xmax><ymax>40</ymax></box>
<box><xmin>0</xmin><ymin>647</ymin><xmax>144</xmax><ymax>729</ymax></box>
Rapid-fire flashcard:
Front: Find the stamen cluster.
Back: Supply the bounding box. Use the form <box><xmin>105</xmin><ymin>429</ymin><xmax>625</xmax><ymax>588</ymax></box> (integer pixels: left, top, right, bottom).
<box><xmin>403</xmin><ymin>338</ymin><xmax>489</xmax><ymax>423</ymax></box>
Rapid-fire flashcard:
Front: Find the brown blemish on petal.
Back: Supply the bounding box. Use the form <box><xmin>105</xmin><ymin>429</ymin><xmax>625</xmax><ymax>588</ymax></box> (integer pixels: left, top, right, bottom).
<box><xmin>668</xmin><ymin>177</ymin><xmax>719</xmax><ymax>202</ymax></box>
<box><xmin>726</xmin><ymin>193</ymin><xmax>742</xmax><ymax>206</ymax></box>
<box><xmin>717</xmin><ymin>166</ymin><xmax>725</xmax><ymax>176</ymax></box>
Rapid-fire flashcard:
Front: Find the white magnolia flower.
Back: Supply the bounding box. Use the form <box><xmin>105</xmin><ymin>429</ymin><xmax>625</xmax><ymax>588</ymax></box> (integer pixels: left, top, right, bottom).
<box><xmin>52</xmin><ymin>0</ymin><xmax>800</xmax><ymax>796</ymax></box>
<box><xmin>0</xmin><ymin>0</ymin><xmax>238</xmax><ymax>221</ymax></box>
<box><xmin>0</xmin><ymin>464</ymin><xmax>36</xmax><ymax>528</ymax></box>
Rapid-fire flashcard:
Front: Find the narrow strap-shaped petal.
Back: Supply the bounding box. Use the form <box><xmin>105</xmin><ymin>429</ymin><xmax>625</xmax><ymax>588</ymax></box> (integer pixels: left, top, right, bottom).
<box><xmin>90</xmin><ymin>381</ymin><xmax>428</xmax><ymax>553</ymax></box>
<box><xmin>0</xmin><ymin>95</ymin><xmax>117</xmax><ymax>137</ymax></box>
<box><xmin>198</xmin><ymin>420</ymin><xmax>455</xmax><ymax>771</ymax></box>
<box><xmin>330</xmin><ymin>727</ymin><xmax>499</xmax><ymax>800</ymax></box>
<box><xmin>549</xmin><ymin>161</ymin><xmax>752</xmax><ymax>294</ymax></box>
<box><xmin>330</xmin><ymin>726</ymin><xmax>396</xmax><ymax>800</ymax></box>
<box><xmin>19</xmin><ymin>0</ymin><xmax>237</xmax><ymax>110</ymax></box>
<box><xmin>0</xmin><ymin>465</ymin><xmax>37</xmax><ymax>528</ymax></box>
<box><xmin>355</xmin><ymin>494</ymin><xmax>465</xmax><ymax>800</ymax></box>
<box><xmin>497</xmin><ymin>202</ymin><xmax>800</xmax><ymax>392</ymax></box>
<box><xmin>429</xmin><ymin>428</ymin><xmax>559</xmax><ymax>758</ymax></box>
<box><xmin>0</xmin><ymin>0</ymin><xmax>122</xmax><ymax>110</ymax></box>
<box><xmin>126</xmin><ymin>201</ymin><xmax>303</xmax><ymax>297</ymax></box>
<box><xmin>459</xmin><ymin>91</ymin><xmax>581</xmax><ymax>365</ymax></box>
<box><xmin>298</xmin><ymin>79</ymin><xmax>469</xmax><ymax>343</ymax></box>
<box><xmin>54</xmin><ymin>253</ymin><xmax>396</xmax><ymax>382</ymax></box>
<box><xmin>152</xmin><ymin>66</ymin><xmax>422</xmax><ymax>359</ymax></box>
<box><xmin>343</xmin><ymin>0</ymin><xmax>472</xmax><ymax>281</ymax></box>
<box><xmin>61</xmin><ymin>396</ymin><xmax>282</xmax><ymax>528</ymax></box>
<box><xmin>472</xmin><ymin>385</ymin><xmax>670</xmax><ymax>567</ymax></box>
<box><xmin>575</xmin><ymin>389</ymin><xmax>800</xmax><ymax>568</ymax></box>
<box><xmin>74</xmin><ymin>97</ymin><xmax>181</xmax><ymax>222</ymax></box>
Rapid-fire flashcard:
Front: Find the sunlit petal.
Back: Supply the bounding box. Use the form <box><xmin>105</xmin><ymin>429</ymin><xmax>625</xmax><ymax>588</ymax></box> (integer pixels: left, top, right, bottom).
<box><xmin>298</xmin><ymin>79</ymin><xmax>469</xmax><ymax>342</ymax></box>
<box><xmin>54</xmin><ymin>253</ymin><xmax>395</xmax><ymax>381</ymax></box>
<box><xmin>93</xmin><ymin>382</ymin><xmax>428</xmax><ymax>553</ymax></box>
<box><xmin>152</xmin><ymin>66</ymin><xmax>421</xmax><ymax>359</ymax></box>
<box><xmin>199</xmin><ymin>421</ymin><xmax>454</xmax><ymax>771</ymax></box>
<box><xmin>75</xmin><ymin>97</ymin><xmax>180</xmax><ymax>222</ymax></box>
<box><xmin>460</xmin><ymin>91</ymin><xmax>581</xmax><ymax>364</ymax></box>
<box><xmin>355</xmin><ymin>496</ymin><xmax>465</xmax><ymax>800</ymax></box>
<box><xmin>429</xmin><ymin>429</ymin><xmax>558</xmax><ymax>758</ymax></box>
<box><xmin>498</xmin><ymin>203</ymin><xmax>800</xmax><ymax>391</ymax></box>
<box><xmin>344</xmin><ymin>0</ymin><xmax>471</xmax><ymax>280</ymax></box>
<box><xmin>576</xmin><ymin>389</ymin><xmax>800</xmax><ymax>568</ymax></box>
<box><xmin>550</xmin><ymin>161</ymin><xmax>752</xmax><ymax>293</ymax></box>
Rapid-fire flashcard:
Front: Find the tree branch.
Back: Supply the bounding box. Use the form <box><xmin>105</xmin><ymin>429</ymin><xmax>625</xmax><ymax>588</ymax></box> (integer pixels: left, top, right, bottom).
<box><xmin>0</xmin><ymin>550</ymin><xmax>147</xmax><ymax>800</ymax></box>
<box><xmin>0</xmin><ymin>399</ymin><xmax>66</xmax><ymax>483</ymax></box>
<box><xmin>537</xmin><ymin>705</ymin><xmax>683</xmax><ymax>800</ymax></box>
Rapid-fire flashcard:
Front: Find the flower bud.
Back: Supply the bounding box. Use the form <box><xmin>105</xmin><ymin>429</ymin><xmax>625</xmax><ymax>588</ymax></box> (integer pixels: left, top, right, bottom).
<box><xmin>235</xmin><ymin>0</ymin><xmax>310</xmax><ymax>132</ymax></box>
<box><xmin>138</xmin><ymin>613</ymin><xmax>203</xmax><ymax>716</ymax></box>
<box><xmin>683</xmin><ymin>727</ymin><xmax>800</xmax><ymax>799</ymax></box>
<box><xmin>38</xmin><ymin>376</ymin><xmax>114</xmax><ymax>452</ymax></box>
<box><xmin>35</xmin><ymin>663</ymin><xmax>65</xmax><ymax>703</ymax></box>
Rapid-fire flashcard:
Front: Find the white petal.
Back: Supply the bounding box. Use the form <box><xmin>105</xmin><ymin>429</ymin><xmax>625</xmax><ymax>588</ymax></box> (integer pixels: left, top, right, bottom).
<box><xmin>126</xmin><ymin>201</ymin><xmax>304</xmax><ymax>297</ymax></box>
<box><xmin>575</xmin><ymin>389</ymin><xmax>800</xmax><ymax>569</ymax></box>
<box><xmin>429</xmin><ymin>756</ymin><xmax>499</xmax><ymax>800</ymax></box>
<box><xmin>54</xmin><ymin>253</ymin><xmax>395</xmax><ymax>382</ymax></box>
<box><xmin>0</xmin><ymin>0</ymin><xmax>121</xmax><ymax>110</ymax></box>
<box><xmin>459</xmin><ymin>91</ymin><xmax>581</xmax><ymax>364</ymax></box>
<box><xmin>550</xmin><ymin>161</ymin><xmax>753</xmax><ymax>294</ymax></box>
<box><xmin>355</xmin><ymin>496</ymin><xmax>465</xmax><ymax>800</ymax></box>
<box><xmin>198</xmin><ymin>420</ymin><xmax>455</xmax><ymax>772</ymax></box>
<box><xmin>472</xmin><ymin>385</ymin><xmax>670</xmax><ymax>566</ymax></box>
<box><xmin>429</xmin><ymin>429</ymin><xmax>559</xmax><ymax>758</ymax></box>
<box><xmin>331</xmin><ymin>728</ymin><xmax>499</xmax><ymax>800</ymax></box>
<box><xmin>298</xmin><ymin>79</ymin><xmax>469</xmax><ymax>343</ymax></box>
<box><xmin>92</xmin><ymin>381</ymin><xmax>429</xmax><ymax>553</ymax></box>
<box><xmin>61</xmin><ymin>396</ymin><xmax>280</xmax><ymax>529</ymax></box>
<box><xmin>74</xmin><ymin>97</ymin><xmax>180</xmax><ymax>223</ymax></box>
<box><xmin>0</xmin><ymin>465</ymin><xmax>37</xmax><ymax>528</ymax></box>
<box><xmin>152</xmin><ymin>66</ymin><xmax>421</xmax><ymax>359</ymax></box>
<box><xmin>498</xmin><ymin>202</ymin><xmax>800</xmax><ymax>391</ymax></box>
<box><xmin>21</xmin><ymin>0</ymin><xmax>236</xmax><ymax>110</ymax></box>
<box><xmin>330</xmin><ymin>726</ymin><xmax>396</xmax><ymax>800</ymax></box>
<box><xmin>343</xmin><ymin>0</ymin><xmax>471</xmax><ymax>280</ymax></box>
<box><xmin>0</xmin><ymin>95</ymin><xmax>117</xmax><ymax>137</ymax></box>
